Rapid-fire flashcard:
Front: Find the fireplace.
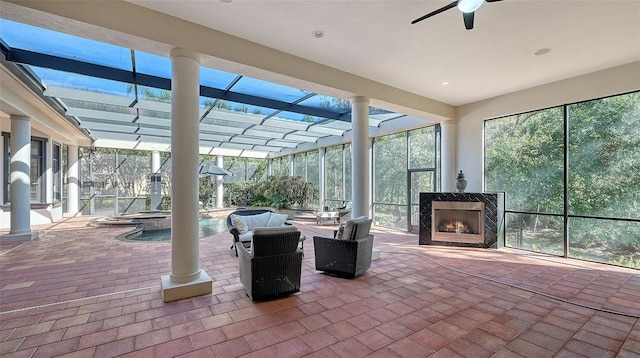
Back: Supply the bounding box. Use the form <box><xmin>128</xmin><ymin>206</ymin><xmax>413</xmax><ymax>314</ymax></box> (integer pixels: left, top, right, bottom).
<box><xmin>420</xmin><ymin>192</ymin><xmax>505</xmax><ymax>248</ymax></box>
<box><xmin>432</xmin><ymin>201</ymin><xmax>484</xmax><ymax>243</ymax></box>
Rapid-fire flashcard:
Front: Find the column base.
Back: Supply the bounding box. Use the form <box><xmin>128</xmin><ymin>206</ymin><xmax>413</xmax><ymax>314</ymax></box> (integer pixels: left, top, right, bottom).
<box><xmin>1</xmin><ymin>231</ymin><xmax>39</xmax><ymax>243</ymax></box>
<box><xmin>0</xmin><ymin>231</ymin><xmax>40</xmax><ymax>242</ymax></box>
<box><xmin>372</xmin><ymin>248</ymin><xmax>381</xmax><ymax>260</ymax></box>
<box><xmin>161</xmin><ymin>270</ymin><xmax>212</xmax><ymax>302</ymax></box>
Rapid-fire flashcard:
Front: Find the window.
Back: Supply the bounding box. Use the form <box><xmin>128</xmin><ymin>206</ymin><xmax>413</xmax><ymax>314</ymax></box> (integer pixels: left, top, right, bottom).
<box><xmin>373</xmin><ymin>133</ymin><xmax>407</xmax><ymax>229</ymax></box>
<box><xmin>2</xmin><ymin>133</ymin><xmax>47</xmax><ymax>204</ymax></box>
<box><xmin>325</xmin><ymin>145</ymin><xmax>345</xmax><ymax>204</ymax></box>
<box><xmin>485</xmin><ymin>91</ymin><xmax>640</xmax><ymax>268</ymax></box>
<box><xmin>53</xmin><ymin>142</ymin><xmax>61</xmax><ymax>201</ymax></box>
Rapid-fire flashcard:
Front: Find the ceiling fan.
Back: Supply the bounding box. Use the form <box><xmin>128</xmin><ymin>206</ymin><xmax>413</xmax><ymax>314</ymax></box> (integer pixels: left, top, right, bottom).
<box><xmin>411</xmin><ymin>0</ymin><xmax>503</xmax><ymax>30</ymax></box>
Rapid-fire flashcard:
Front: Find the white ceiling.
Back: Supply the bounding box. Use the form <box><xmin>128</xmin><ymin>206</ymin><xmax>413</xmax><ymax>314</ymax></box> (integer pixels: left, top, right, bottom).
<box><xmin>127</xmin><ymin>0</ymin><xmax>640</xmax><ymax>106</ymax></box>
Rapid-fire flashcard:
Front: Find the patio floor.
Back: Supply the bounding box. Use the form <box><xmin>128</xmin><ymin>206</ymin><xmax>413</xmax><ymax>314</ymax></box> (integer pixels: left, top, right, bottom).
<box><xmin>1</xmin><ymin>216</ymin><xmax>639</xmax><ymax>357</ymax></box>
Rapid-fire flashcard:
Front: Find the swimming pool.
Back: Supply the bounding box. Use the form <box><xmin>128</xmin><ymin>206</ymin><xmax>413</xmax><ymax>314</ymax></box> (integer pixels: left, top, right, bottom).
<box><xmin>133</xmin><ymin>217</ymin><xmax>227</xmax><ymax>242</ymax></box>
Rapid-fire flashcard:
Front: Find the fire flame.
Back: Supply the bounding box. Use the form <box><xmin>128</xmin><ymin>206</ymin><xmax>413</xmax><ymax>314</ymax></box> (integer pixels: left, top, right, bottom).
<box><xmin>439</xmin><ymin>220</ymin><xmax>471</xmax><ymax>234</ymax></box>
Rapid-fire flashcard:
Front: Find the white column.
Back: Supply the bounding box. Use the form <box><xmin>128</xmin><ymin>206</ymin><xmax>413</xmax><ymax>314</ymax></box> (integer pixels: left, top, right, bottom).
<box><xmin>151</xmin><ymin>151</ymin><xmax>161</xmax><ymax>173</ymax></box>
<box><xmin>267</xmin><ymin>158</ymin><xmax>273</xmax><ymax>176</ymax></box>
<box><xmin>216</xmin><ymin>155</ymin><xmax>224</xmax><ymax>208</ymax></box>
<box><xmin>318</xmin><ymin>147</ymin><xmax>326</xmax><ymax>210</ymax></box>
<box><xmin>440</xmin><ymin>122</ymin><xmax>457</xmax><ymax>192</ymax></box>
<box><xmin>150</xmin><ymin>151</ymin><xmax>162</xmax><ymax>211</ymax></box>
<box><xmin>288</xmin><ymin>154</ymin><xmax>294</xmax><ymax>176</ymax></box>
<box><xmin>66</xmin><ymin>145</ymin><xmax>80</xmax><ymax>215</ymax></box>
<box><xmin>161</xmin><ymin>48</ymin><xmax>211</xmax><ymax>302</ymax></box>
<box><xmin>2</xmin><ymin>116</ymin><xmax>38</xmax><ymax>242</ymax></box>
<box><xmin>351</xmin><ymin>96</ymin><xmax>370</xmax><ymax>218</ymax></box>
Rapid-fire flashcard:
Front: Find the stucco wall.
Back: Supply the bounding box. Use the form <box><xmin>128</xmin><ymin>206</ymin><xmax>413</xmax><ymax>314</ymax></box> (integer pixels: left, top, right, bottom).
<box><xmin>455</xmin><ymin>61</ymin><xmax>640</xmax><ymax>193</ymax></box>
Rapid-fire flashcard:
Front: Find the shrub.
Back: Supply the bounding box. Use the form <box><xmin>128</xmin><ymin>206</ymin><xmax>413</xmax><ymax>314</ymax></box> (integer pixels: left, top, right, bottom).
<box><xmin>224</xmin><ymin>176</ymin><xmax>317</xmax><ymax>209</ymax></box>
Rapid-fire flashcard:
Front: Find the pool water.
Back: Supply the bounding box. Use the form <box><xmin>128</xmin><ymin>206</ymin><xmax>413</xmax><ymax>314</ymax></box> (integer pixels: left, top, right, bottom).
<box><xmin>134</xmin><ymin>218</ymin><xmax>227</xmax><ymax>242</ymax></box>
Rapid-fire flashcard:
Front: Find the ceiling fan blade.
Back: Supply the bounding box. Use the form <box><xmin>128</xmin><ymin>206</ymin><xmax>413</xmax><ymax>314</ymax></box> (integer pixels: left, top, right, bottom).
<box><xmin>463</xmin><ymin>11</ymin><xmax>475</xmax><ymax>30</ymax></box>
<box><xmin>411</xmin><ymin>1</ymin><xmax>458</xmax><ymax>24</ymax></box>
<box><xmin>485</xmin><ymin>0</ymin><xmax>503</xmax><ymax>2</ymax></box>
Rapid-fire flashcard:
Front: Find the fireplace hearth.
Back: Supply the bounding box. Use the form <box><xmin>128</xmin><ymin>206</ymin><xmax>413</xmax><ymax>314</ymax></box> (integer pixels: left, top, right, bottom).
<box><xmin>420</xmin><ymin>192</ymin><xmax>505</xmax><ymax>248</ymax></box>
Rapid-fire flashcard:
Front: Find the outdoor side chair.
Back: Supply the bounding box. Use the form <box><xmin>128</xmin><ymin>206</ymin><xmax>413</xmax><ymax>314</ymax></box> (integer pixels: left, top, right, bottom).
<box><xmin>237</xmin><ymin>226</ymin><xmax>303</xmax><ymax>300</ymax></box>
<box><xmin>313</xmin><ymin>216</ymin><xmax>374</xmax><ymax>278</ymax></box>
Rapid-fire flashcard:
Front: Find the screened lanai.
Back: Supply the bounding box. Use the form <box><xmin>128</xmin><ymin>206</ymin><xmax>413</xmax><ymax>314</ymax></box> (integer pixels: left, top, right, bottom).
<box><xmin>0</xmin><ymin>12</ymin><xmax>447</xmax><ymax>301</ymax></box>
<box><xmin>0</xmin><ymin>18</ymin><xmax>419</xmax><ymax>158</ymax></box>
<box><xmin>0</xmin><ymin>16</ymin><xmax>444</xmax><ymax>237</ymax></box>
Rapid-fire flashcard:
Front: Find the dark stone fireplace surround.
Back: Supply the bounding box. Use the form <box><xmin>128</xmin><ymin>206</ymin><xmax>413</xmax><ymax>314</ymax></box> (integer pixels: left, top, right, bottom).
<box><xmin>419</xmin><ymin>192</ymin><xmax>505</xmax><ymax>248</ymax></box>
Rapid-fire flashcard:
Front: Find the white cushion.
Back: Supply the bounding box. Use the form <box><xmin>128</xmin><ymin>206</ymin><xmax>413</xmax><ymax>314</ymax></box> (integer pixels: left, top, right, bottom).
<box><xmin>253</xmin><ymin>225</ymin><xmax>298</xmax><ymax>236</ymax></box>
<box><xmin>244</xmin><ymin>212</ymin><xmax>271</xmax><ymax>230</ymax></box>
<box><xmin>266</xmin><ymin>213</ymin><xmax>288</xmax><ymax>227</ymax></box>
<box><xmin>238</xmin><ymin>231</ymin><xmax>253</xmax><ymax>242</ymax></box>
<box><xmin>342</xmin><ymin>216</ymin><xmax>368</xmax><ymax>240</ymax></box>
<box><xmin>230</xmin><ymin>214</ymin><xmax>249</xmax><ymax>235</ymax></box>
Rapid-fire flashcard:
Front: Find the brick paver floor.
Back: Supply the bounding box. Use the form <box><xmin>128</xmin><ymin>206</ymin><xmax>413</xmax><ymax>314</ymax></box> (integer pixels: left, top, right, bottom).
<box><xmin>1</xmin><ymin>216</ymin><xmax>638</xmax><ymax>357</ymax></box>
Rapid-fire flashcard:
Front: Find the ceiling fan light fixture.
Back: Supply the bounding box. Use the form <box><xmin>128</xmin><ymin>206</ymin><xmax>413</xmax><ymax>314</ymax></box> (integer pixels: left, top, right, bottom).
<box><xmin>457</xmin><ymin>0</ymin><xmax>484</xmax><ymax>13</ymax></box>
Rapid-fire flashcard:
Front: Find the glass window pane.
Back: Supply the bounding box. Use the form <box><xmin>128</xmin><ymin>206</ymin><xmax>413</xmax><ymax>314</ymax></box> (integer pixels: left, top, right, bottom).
<box><xmin>117</xmin><ymin>150</ymin><xmax>151</xmax><ymax>200</ymax></box>
<box><xmin>298</xmin><ymin>95</ymin><xmax>351</xmax><ymax>113</ymax></box>
<box><xmin>485</xmin><ymin>108</ymin><xmax>564</xmax><ymax>214</ymax></box>
<box><xmin>294</xmin><ymin>153</ymin><xmax>306</xmax><ymax>178</ymax></box>
<box><xmin>568</xmin><ymin>92</ymin><xmax>640</xmax><ymax>218</ymax></box>
<box><xmin>135</xmin><ymin>51</ymin><xmax>171</xmax><ymax>78</ymax></box>
<box><xmin>230</xmin><ymin>77</ymin><xmax>312</xmax><ymax>102</ymax></box>
<box><xmin>200</xmin><ymin>67</ymin><xmax>239</xmax><ymax>89</ymax></box>
<box><xmin>325</xmin><ymin>145</ymin><xmax>344</xmax><ymax>201</ymax></box>
<box><xmin>0</xmin><ymin>19</ymin><xmax>132</xmax><ymax>71</ymax></box>
<box><xmin>306</xmin><ymin>150</ymin><xmax>320</xmax><ymax>210</ymax></box>
<box><xmin>373</xmin><ymin>203</ymin><xmax>407</xmax><ymax>230</ymax></box>
<box><xmin>32</xmin><ymin>67</ymin><xmax>134</xmax><ymax>99</ymax></box>
<box><xmin>344</xmin><ymin>144</ymin><xmax>352</xmax><ymax>201</ymax></box>
<box><xmin>505</xmin><ymin>212</ymin><xmax>564</xmax><ymax>256</ymax></box>
<box><xmin>409</xmin><ymin>126</ymin><xmax>436</xmax><ymax>169</ymax></box>
<box><xmin>569</xmin><ymin>217</ymin><xmax>640</xmax><ymax>268</ymax></box>
<box><xmin>374</xmin><ymin>133</ymin><xmax>407</xmax><ymax>205</ymax></box>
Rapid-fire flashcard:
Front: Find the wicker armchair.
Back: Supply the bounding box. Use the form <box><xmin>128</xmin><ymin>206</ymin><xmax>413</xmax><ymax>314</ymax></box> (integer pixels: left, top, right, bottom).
<box><xmin>313</xmin><ymin>216</ymin><xmax>374</xmax><ymax>278</ymax></box>
<box><xmin>227</xmin><ymin>209</ymin><xmax>290</xmax><ymax>256</ymax></box>
<box><xmin>237</xmin><ymin>226</ymin><xmax>303</xmax><ymax>300</ymax></box>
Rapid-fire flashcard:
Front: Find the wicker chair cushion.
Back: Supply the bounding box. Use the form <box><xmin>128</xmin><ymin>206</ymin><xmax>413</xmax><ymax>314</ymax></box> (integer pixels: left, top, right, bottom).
<box><xmin>251</xmin><ymin>226</ymin><xmax>300</xmax><ymax>256</ymax></box>
<box><xmin>342</xmin><ymin>216</ymin><xmax>368</xmax><ymax>240</ymax></box>
<box><xmin>266</xmin><ymin>213</ymin><xmax>289</xmax><ymax>227</ymax></box>
<box><xmin>352</xmin><ymin>218</ymin><xmax>373</xmax><ymax>240</ymax></box>
<box><xmin>230</xmin><ymin>214</ymin><xmax>249</xmax><ymax>234</ymax></box>
<box><xmin>231</xmin><ymin>211</ymin><xmax>274</xmax><ymax>235</ymax></box>
<box><xmin>243</xmin><ymin>211</ymin><xmax>272</xmax><ymax>229</ymax></box>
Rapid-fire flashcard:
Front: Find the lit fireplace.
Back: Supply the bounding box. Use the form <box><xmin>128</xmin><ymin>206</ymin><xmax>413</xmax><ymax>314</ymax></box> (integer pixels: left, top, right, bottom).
<box><xmin>432</xmin><ymin>201</ymin><xmax>484</xmax><ymax>243</ymax></box>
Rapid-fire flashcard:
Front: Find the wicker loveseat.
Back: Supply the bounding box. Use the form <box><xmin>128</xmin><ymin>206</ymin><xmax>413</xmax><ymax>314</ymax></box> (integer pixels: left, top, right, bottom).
<box><xmin>227</xmin><ymin>209</ymin><xmax>289</xmax><ymax>256</ymax></box>
<box><xmin>237</xmin><ymin>226</ymin><xmax>303</xmax><ymax>300</ymax></box>
<box><xmin>313</xmin><ymin>216</ymin><xmax>374</xmax><ymax>278</ymax></box>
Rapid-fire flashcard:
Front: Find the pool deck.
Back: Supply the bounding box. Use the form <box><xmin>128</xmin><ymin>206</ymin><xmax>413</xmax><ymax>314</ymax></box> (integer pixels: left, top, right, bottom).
<box><xmin>0</xmin><ymin>216</ymin><xmax>639</xmax><ymax>357</ymax></box>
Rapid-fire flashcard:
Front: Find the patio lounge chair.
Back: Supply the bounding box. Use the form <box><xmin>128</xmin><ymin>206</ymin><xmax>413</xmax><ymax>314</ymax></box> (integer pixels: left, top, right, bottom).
<box><xmin>237</xmin><ymin>226</ymin><xmax>303</xmax><ymax>300</ymax></box>
<box><xmin>316</xmin><ymin>201</ymin><xmax>352</xmax><ymax>225</ymax></box>
<box><xmin>313</xmin><ymin>216</ymin><xmax>374</xmax><ymax>278</ymax></box>
<box><xmin>226</xmin><ymin>209</ymin><xmax>289</xmax><ymax>256</ymax></box>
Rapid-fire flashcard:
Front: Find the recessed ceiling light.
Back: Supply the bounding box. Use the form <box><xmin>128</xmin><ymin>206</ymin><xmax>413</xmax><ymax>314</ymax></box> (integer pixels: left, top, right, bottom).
<box><xmin>312</xmin><ymin>30</ymin><xmax>325</xmax><ymax>38</ymax></box>
<box><xmin>441</xmin><ymin>81</ymin><xmax>450</xmax><ymax>86</ymax></box>
<box><xmin>534</xmin><ymin>48</ymin><xmax>551</xmax><ymax>56</ymax></box>
<box><xmin>220</xmin><ymin>0</ymin><xmax>233</xmax><ymax>3</ymax></box>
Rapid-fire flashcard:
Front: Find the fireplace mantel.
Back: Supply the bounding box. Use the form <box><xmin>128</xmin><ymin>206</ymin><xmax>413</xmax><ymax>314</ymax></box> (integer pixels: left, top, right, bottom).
<box><xmin>419</xmin><ymin>192</ymin><xmax>505</xmax><ymax>248</ymax></box>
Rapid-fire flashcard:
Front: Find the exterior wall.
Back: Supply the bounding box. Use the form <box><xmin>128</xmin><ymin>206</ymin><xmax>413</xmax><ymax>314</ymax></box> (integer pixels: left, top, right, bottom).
<box><xmin>0</xmin><ymin>128</ymin><xmax>65</xmax><ymax>228</ymax></box>
<box><xmin>455</xmin><ymin>61</ymin><xmax>640</xmax><ymax>193</ymax></box>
